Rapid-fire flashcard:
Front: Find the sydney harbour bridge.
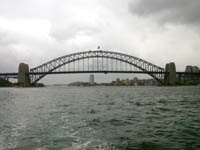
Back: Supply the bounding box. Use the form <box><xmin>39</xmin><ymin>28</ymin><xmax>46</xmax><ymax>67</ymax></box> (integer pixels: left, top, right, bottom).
<box><xmin>0</xmin><ymin>50</ymin><xmax>199</xmax><ymax>86</ymax></box>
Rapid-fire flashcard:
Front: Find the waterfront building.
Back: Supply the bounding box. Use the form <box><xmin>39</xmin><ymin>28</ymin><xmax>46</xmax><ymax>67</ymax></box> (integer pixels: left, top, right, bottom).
<box><xmin>116</xmin><ymin>78</ymin><xmax>120</xmax><ymax>83</ymax></box>
<box><xmin>185</xmin><ymin>66</ymin><xmax>193</xmax><ymax>73</ymax></box>
<box><xmin>123</xmin><ymin>78</ymin><xmax>130</xmax><ymax>86</ymax></box>
<box><xmin>185</xmin><ymin>66</ymin><xmax>200</xmax><ymax>84</ymax></box>
<box><xmin>133</xmin><ymin>77</ymin><xmax>138</xmax><ymax>86</ymax></box>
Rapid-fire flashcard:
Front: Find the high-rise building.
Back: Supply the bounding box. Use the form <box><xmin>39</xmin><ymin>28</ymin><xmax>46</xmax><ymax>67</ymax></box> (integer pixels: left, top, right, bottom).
<box><xmin>90</xmin><ymin>74</ymin><xmax>94</xmax><ymax>85</ymax></box>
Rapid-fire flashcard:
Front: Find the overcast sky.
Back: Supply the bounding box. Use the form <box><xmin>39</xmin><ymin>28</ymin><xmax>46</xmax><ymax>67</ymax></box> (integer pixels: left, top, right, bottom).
<box><xmin>0</xmin><ymin>0</ymin><xmax>200</xmax><ymax>84</ymax></box>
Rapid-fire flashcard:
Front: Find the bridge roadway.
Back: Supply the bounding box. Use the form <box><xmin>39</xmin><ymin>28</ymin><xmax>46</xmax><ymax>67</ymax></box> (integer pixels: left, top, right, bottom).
<box><xmin>0</xmin><ymin>73</ymin><xmax>18</xmax><ymax>79</ymax></box>
<box><xmin>1</xmin><ymin>71</ymin><xmax>200</xmax><ymax>77</ymax></box>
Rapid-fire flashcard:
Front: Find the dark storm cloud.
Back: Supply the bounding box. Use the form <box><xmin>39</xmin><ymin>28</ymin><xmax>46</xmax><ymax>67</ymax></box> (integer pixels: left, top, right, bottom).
<box><xmin>129</xmin><ymin>0</ymin><xmax>200</xmax><ymax>25</ymax></box>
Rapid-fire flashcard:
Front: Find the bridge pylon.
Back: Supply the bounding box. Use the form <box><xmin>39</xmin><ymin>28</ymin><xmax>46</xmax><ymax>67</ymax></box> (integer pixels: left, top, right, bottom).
<box><xmin>18</xmin><ymin>63</ymin><xmax>30</xmax><ymax>87</ymax></box>
<box><xmin>164</xmin><ymin>62</ymin><xmax>176</xmax><ymax>85</ymax></box>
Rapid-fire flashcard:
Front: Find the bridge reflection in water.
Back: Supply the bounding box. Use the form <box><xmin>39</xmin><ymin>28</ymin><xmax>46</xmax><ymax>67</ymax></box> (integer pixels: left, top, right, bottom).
<box><xmin>0</xmin><ymin>50</ymin><xmax>199</xmax><ymax>86</ymax></box>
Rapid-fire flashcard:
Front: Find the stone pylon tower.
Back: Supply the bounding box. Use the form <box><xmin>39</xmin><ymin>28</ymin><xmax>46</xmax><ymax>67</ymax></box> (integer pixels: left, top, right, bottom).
<box><xmin>18</xmin><ymin>63</ymin><xmax>30</xmax><ymax>87</ymax></box>
<box><xmin>164</xmin><ymin>62</ymin><xmax>176</xmax><ymax>85</ymax></box>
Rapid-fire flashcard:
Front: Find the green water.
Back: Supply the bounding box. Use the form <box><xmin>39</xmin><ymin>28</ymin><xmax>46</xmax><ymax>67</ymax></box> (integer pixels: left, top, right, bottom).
<box><xmin>0</xmin><ymin>86</ymin><xmax>200</xmax><ymax>150</ymax></box>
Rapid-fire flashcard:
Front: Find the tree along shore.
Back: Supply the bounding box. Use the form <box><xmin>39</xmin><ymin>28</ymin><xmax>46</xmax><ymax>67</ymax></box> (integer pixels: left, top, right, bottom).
<box><xmin>0</xmin><ymin>78</ymin><xmax>13</xmax><ymax>87</ymax></box>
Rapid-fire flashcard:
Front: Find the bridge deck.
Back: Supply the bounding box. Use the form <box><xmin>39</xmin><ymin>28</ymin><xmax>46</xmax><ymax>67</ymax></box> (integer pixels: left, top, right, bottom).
<box><xmin>28</xmin><ymin>71</ymin><xmax>166</xmax><ymax>75</ymax></box>
<box><xmin>1</xmin><ymin>71</ymin><xmax>200</xmax><ymax>76</ymax></box>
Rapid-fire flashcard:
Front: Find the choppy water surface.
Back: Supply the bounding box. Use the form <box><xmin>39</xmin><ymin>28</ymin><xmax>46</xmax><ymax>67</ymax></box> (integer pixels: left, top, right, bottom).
<box><xmin>0</xmin><ymin>86</ymin><xmax>200</xmax><ymax>150</ymax></box>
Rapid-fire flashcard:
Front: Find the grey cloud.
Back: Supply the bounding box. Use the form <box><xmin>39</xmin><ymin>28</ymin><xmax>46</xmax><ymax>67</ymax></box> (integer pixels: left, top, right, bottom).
<box><xmin>129</xmin><ymin>0</ymin><xmax>200</xmax><ymax>25</ymax></box>
<box><xmin>0</xmin><ymin>0</ymin><xmax>53</xmax><ymax>19</ymax></box>
<box><xmin>0</xmin><ymin>30</ymin><xmax>18</xmax><ymax>46</ymax></box>
<box><xmin>50</xmin><ymin>23</ymin><xmax>101</xmax><ymax>41</ymax></box>
<box><xmin>0</xmin><ymin>31</ymin><xmax>19</xmax><ymax>72</ymax></box>
<box><xmin>0</xmin><ymin>28</ymin><xmax>55</xmax><ymax>72</ymax></box>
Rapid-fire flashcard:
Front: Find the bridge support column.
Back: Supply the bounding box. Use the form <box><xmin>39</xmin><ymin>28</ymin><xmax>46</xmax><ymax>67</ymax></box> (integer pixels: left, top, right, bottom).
<box><xmin>18</xmin><ymin>63</ymin><xmax>30</xmax><ymax>87</ymax></box>
<box><xmin>164</xmin><ymin>62</ymin><xmax>176</xmax><ymax>85</ymax></box>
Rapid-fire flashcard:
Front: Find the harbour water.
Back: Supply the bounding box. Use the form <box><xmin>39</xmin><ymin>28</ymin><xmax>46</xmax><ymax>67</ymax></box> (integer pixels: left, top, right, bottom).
<box><xmin>0</xmin><ymin>86</ymin><xmax>200</xmax><ymax>150</ymax></box>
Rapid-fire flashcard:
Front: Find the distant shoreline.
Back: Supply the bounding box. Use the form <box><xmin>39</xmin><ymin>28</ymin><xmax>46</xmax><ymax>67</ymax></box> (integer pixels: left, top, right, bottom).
<box><xmin>0</xmin><ymin>78</ymin><xmax>45</xmax><ymax>88</ymax></box>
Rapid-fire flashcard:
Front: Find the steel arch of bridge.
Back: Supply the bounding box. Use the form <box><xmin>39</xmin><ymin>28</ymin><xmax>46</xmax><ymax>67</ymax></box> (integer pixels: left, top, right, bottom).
<box><xmin>30</xmin><ymin>50</ymin><xmax>165</xmax><ymax>84</ymax></box>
